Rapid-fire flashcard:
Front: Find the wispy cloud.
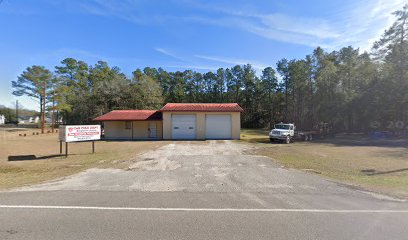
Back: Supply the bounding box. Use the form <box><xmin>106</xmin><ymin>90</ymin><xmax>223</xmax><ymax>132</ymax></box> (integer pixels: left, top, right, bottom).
<box><xmin>155</xmin><ymin>48</ymin><xmax>188</xmax><ymax>62</ymax></box>
<box><xmin>21</xmin><ymin>48</ymin><xmax>143</xmax><ymax>76</ymax></box>
<box><xmin>166</xmin><ymin>65</ymin><xmax>218</xmax><ymax>71</ymax></box>
<box><xmin>195</xmin><ymin>55</ymin><xmax>268</xmax><ymax>71</ymax></box>
<box><xmin>335</xmin><ymin>0</ymin><xmax>407</xmax><ymax>51</ymax></box>
<box><xmin>204</xmin><ymin>9</ymin><xmax>341</xmax><ymax>48</ymax></box>
<box><xmin>182</xmin><ymin>0</ymin><xmax>407</xmax><ymax>50</ymax></box>
<box><xmin>155</xmin><ymin>50</ymin><xmax>268</xmax><ymax>72</ymax></box>
<box><xmin>0</xmin><ymin>0</ymin><xmax>38</xmax><ymax>15</ymax></box>
<box><xmin>68</xmin><ymin>0</ymin><xmax>406</xmax><ymax>51</ymax></box>
<box><xmin>155</xmin><ymin>48</ymin><xmax>223</xmax><ymax>71</ymax></box>
<box><xmin>52</xmin><ymin>48</ymin><xmax>110</xmax><ymax>61</ymax></box>
<box><xmin>75</xmin><ymin>0</ymin><xmax>185</xmax><ymax>25</ymax></box>
<box><xmin>77</xmin><ymin>0</ymin><xmax>146</xmax><ymax>24</ymax></box>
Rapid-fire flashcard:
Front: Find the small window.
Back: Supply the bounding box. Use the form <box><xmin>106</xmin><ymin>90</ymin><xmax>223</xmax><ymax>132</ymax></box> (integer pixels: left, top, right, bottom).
<box><xmin>125</xmin><ymin>121</ymin><xmax>131</xmax><ymax>129</ymax></box>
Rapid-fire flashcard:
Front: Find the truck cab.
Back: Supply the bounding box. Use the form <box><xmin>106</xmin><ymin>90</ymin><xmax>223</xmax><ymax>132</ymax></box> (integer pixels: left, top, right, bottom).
<box><xmin>269</xmin><ymin>123</ymin><xmax>295</xmax><ymax>144</ymax></box>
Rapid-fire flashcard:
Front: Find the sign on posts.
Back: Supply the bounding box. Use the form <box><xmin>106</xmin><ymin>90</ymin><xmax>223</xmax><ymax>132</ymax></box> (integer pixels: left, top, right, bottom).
<box><xmin>59</xmin><ymin>125</ymin><xmax>101</xmax><ymax>157</ymax></box>
<box><xmin>59</xmin><ymin>125</ymin><xmax>101</xmax><ymax>142</ymax></box>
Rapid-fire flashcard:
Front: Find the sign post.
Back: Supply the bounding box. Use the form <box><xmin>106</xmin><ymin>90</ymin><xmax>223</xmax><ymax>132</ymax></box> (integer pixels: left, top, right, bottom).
<box><xmin>59</xmin><ymin>125</ymin><xmax>101</xmax><ymax>157</ymax></box>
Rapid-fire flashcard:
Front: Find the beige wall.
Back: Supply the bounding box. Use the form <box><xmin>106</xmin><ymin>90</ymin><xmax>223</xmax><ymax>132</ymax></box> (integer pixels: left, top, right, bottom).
<box><xmin>104</xmin><ymin>121</ymin><xmax>163</xmax><ymax>140</ymax></box>
<box><xmin>230</xmin><ymin>112</ymin><xmax>241</xmax><ymax>139</ymax></box>
<box><xmin>162</xmin><ymin>112</ymin><xmax>241</xmax><ymax>140</ymax></box>
<box><xmin>104</xmin><ymin>121</ymin><xmax>131</xmax><ymax>139</ymax></box>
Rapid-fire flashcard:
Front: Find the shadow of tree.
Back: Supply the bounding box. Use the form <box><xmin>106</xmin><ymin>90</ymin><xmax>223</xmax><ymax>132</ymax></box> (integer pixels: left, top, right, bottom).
<box><xmin>363</xmin><ymin>168</ymin><xmax>408</xmax><ymax>176</ymax></box>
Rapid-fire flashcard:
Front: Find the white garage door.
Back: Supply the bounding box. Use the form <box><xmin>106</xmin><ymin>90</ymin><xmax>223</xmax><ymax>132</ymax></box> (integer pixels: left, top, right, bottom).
<box><xmin>205</xmin><ymin>115</ymin><xmax>232</xmax><ymax>139</ymax></box>
<box><xmin>171</xmin><ymin>115</ymin><xmax>196</xmax><ymax>139</ymax></box>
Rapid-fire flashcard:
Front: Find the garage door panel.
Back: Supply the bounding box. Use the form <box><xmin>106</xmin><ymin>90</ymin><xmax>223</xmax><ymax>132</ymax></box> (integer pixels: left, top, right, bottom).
<box><xmin>172</xmin><ymin>115</ymin><xmax>196</xmax><ymax>139</ymax></box>
<box><xmin>205</xmin><ymin>115</ymin><xmax>232</xmax><ymax>139</ymax></box>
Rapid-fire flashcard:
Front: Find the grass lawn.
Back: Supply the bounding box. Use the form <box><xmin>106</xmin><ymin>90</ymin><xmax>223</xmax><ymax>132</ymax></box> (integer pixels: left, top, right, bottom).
<box><xmin>0</xmin><ymin>128</ymin><xmax>164</xmax><ymax>189</ymax></box>
<box><xmin>241</xmin><ymin>129</ymin><xmax>408</xmax><ymax>198</ymax></box>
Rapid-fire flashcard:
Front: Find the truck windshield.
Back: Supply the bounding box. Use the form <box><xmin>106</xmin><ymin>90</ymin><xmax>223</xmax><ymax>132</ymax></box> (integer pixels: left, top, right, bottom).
<box><xmin>275</xmin><ymin>124</ymin><xmax>290</xmax><ymax>130</ymax></box>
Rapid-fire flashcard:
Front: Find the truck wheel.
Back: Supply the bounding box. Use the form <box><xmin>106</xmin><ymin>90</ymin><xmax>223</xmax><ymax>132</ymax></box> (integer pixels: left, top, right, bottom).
<box><xmin>269</xmin><ymin>138</ymin><xmax>274</xmax><ymax>143</ymax></box>
<box><xmin>285</xmin><ymin>136</ymin><xmax>290</xmax><ymax>144</ymax></box>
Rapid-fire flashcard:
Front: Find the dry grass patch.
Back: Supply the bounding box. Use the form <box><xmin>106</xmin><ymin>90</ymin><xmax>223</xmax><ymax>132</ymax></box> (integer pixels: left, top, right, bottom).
<box><xmin>0</xmin><ymin>128</ymin><xmax>164</xmax><ymax>189</ymax></box>
<box><xmin>241</xmin><ymin>129</ymin><xmax>408</xmax><ymax>198</ymax></box>
<box><xmin>240</xmin><ymin>128</ymin><xmax>271</xmax><ymax>143</ymax></box>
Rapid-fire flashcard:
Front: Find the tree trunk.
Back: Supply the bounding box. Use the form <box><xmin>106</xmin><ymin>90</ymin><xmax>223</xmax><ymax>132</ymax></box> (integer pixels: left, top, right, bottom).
<box><xmin>269</xmin><ymin>90</ymin><xmax>273</xmax><ymax>128</ymax></box>
<box><xmin>40</xmin><ymin>97</ymin><xmax>45</xmax><ymax>134</ymax></box>
<box><xmin>309</xmin><ymin>77</ymin><xmax>314</xmax><ymax>130</ymax></box>
<box><xmin>51</xmin><ymin>94</ymin><xmax>55</xmax><ymax>133</ymax></box>
<box><xmin>41</xmin><ymin>85</ymin><xmax>46</xmax><ymax>134</ymax></box>
<box><xmin>235</xmin><ymin>83</ymin><xmax>239</xmax><ymax>103</ymax></box>
<box><xmin>285</xmin><ymin>79</ymin><xmax>288</xmax><ymax>122</ymax></box>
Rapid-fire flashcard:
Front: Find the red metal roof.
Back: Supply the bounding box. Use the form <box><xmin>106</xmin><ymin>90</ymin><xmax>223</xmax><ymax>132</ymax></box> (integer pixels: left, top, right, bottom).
<box><xmin>93</xmin><ymin>110</ymin><xmax>162</xmax><ymax>121</ymax></box>
<box><xmin>160</xmin><ymin>103</ymin><xmax>244</xmax><ymax>112</ymax></box>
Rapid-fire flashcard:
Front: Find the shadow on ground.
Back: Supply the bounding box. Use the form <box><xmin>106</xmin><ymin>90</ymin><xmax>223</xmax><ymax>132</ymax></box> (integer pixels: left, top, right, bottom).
<box><xmin>310</xmin><ymin>135</ymin><xmax>408</xmax><ymax>148</ymax></box>
<box><xmin>242</xmin><ymin>129</ymin><xmax>408</xmax><ymax>148</ymax></box>
<box><xmin>8</xmin><ymin>154</ymin><xmax>63</xmax><ymax>161</ymax></box>
<box><xmin>362</xmin><ymin>168</ymin><xmax>408</xmax><ymax>176</ymax></box>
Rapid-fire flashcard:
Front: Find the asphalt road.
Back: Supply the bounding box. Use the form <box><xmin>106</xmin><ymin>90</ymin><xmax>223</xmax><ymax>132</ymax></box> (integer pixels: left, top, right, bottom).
<box><xmin>1</xmin><ymin>141</ymin><xmax>407</xmax><ymax>240</ymax></box>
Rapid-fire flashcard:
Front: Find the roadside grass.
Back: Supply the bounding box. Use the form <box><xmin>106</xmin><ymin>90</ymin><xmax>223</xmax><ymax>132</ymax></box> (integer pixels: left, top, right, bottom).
<box><xmin>241</xmin><ymin>129</ymin><xmax>408</xmax><ymax>198</ymax></box>
<box><xmin>0</xmin><ymin>128</ymin><xmax>164</xmax><ymax>189</ymax></box>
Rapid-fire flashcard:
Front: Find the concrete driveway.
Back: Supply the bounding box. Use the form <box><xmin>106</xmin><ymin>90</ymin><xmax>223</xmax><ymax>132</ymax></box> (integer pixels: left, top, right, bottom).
<box><xmin>1</xmin><ymin>141</ymin><xmax>408</xmax><ymax>240</ymax></box>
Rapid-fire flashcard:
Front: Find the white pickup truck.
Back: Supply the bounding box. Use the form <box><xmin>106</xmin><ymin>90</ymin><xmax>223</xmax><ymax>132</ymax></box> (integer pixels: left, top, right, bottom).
<box><xmin>269</xmin><ymin>123</ymin><xmax>295</xmax><ymax>144</ymax></box>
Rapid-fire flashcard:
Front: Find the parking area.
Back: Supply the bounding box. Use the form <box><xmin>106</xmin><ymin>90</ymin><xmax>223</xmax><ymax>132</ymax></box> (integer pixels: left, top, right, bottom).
<box><xmin>2</xmin><ymin>140</ymin><xmax>408</xmax><ymax>240</ymax></box>
<box><xmin>13</xmin><ymin>141</ymin><xmax>406</xmax><ymax>208</ymax></box>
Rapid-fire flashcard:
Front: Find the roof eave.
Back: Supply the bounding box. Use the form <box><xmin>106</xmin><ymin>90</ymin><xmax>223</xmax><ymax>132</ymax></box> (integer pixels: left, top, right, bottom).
<box><xmin>93</xmin><ymin>119</ymin><xmax>162</xmax><ymax>121</ymax></box>
<box><xmin>159</xmin><ymin>110</ymin><xmax>243</xmax><ymax>112</ymax></box>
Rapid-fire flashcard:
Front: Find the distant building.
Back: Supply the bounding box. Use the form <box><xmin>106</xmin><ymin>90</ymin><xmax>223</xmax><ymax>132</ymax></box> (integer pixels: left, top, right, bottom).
<box><xmin>18</xmin><ymin>117</ymin><xmax>29</xmax><ymax>124</ymax></box>
<box><xmin>29</xmin><ymin>116</ymin><xmax>40</xmax><ymax>123</ymax></box>
<box><xmin>0</xmin><ymin>115</ymin><xmax>5</xmax><ymax>125</ymax></box>
<box><xmin>17</xmin><ymin>116</ymin><xmax>40</xmax><ymax>124</ymax></box>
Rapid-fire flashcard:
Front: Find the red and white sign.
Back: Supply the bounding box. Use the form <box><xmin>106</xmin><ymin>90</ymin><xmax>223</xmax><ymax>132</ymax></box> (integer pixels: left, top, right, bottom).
<box><xmin>59</xmin><ymin>125</ymin><xmax>101</xmax><ymax>142</ymax></box>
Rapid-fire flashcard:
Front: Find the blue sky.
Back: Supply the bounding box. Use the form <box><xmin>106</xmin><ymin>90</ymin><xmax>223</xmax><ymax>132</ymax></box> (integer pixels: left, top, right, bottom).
<box><xmin>0</xmin><ymin>0</ymin><xmax>405</xmax><ymax>110</ymax></box>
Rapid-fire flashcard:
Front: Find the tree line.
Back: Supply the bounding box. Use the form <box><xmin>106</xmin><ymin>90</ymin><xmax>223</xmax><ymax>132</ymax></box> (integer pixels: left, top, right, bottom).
<box><xmin>12</xmin><ymin>5</ymin><xmax>408</xmax><ymax>133</ymax></box>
